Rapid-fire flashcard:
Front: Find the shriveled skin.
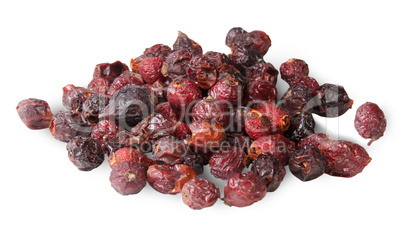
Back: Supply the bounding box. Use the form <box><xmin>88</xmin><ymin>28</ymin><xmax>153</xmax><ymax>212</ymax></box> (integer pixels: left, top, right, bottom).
<box><xmin>62</xmin><ymin>84</ymin><xmax>91</xmax><ymax>113</ymax></box>
<box><xmin>93</xmin><ymin>61</ymin><xmax>129</xmax><ymax>84</ymax></box>
<box><xmin>173</xmin><ymin>31</ymin><xmax>203</xmax><ymax>55</ymax></box>
<box><xmin>245</xmin><ymin>62</ymin><xmax>278</xmax><ymax>85</ymax></box>
<box><xmin>279</xmin><ymin>58</ymin><xmax>309</xmax><ymax>83</ymax></box>
<box><xmin>289</xmin><ymin>145</ymin><xmax>326</xmax><ymax>182</ymax></box>
<box><xmin>188</xmin><ymin>119</ymin><xmax>226</xmax><ymax>149</ymax></box>
<box><xmin>208</xmin><ymin>76</ymin><xmax>243</xmax><ymax>107</ymax></box>
<box><xmin>107</xmin><ymin>71</ymin><xmax>143</xmax><ymax>96</ymax></box>
<box><xmin>289</xmin><ymin>75</ymin><xmax>320</xmax><ymax>95</ymax></box>
<box><xmin>16</xmin><ymin>98</ymin><xmax>53</xmax><ymax>129</ymax></box>
<box><xmin>167</xmin><ymin>78</ymin><xmax>202</xmax><ymax>113</ymax></box>
<box><xmin>354</xmin><ymin>102</ymin><xmax>386</xmax><ymax>146</ymax></box>
<box><xmin>109</xmin><ymin>161</ymin><xmax>147</xmax><ymax>195</ymax></box>
<box><xmin>139</xmin><ymin>57</ymin><xmax>166</xmax><ymax>85</ymax></box>
<box><xmin>318</xmin><ymin>140</ymin><xmax>371</xmax><ymax>177</ymax></box>
<box><xmin>108</xmin><ymin>147</ymin><xmax>153</xmax><ymax>169</ymax></box>
<box><xmin>90</xmin><ymin>120</ymin><xmax>119</xmax><ymax>152</ymax></box>
<box><xmin>192</xmin><ymin>97</ymin><xmax>230</xmax><ymax>128</ymax></box>
<box><xmin>182</xmin><ymin>178</ymin><xmax>220</xmax><ymax>210</ymax></box>
<box><xmin>297</xmin><ymin>133</ymin><xmax>331</xmax><ymax>149</ymax></box>
<box><xmin>66</xmin><ymin>136</ymin><xmax>104</xmax><ymax>171</ymax></box>
<box><xmin>147</xmin><ymin>164</ymin><xmax>196</xmax><ymax>194</ymax></box>
<box><xmin>87</xmin><ymin>77</ymin><xmax>110</xmax><ymax>94</ymax></box>
<box><xmin>223</xmin><ymin>172</ymin><xmax>267</xmax><ymax>207</ymax></box>
<box><xmin>243</xmin><ymin>80</ymin><xmax>278</xmax><ymax>107</ymax></box>
<box><xmin>209</xmin><ymin>147</ymin><xmax>246</xmax><ymax>180</ymax></box>
<box><xmin>251</xmin><ymin>154</ymin><xmax>286</xmax><ymax>192</ymax></box>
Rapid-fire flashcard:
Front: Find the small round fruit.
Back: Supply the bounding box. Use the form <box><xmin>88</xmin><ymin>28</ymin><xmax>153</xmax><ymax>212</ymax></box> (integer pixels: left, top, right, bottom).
<box><xmin>297</xmin><ymin>133</ymin><xmax>331</xmax><ymax>149</ymax></box>
<box><xmin>147</xmin><ymin>164</ymin><xmax>196</xmax><ymax>194</ymax></box>
<box><xmin>279</xmin><ymin>58</ymin><xmax>309</xmax><ymax>83</ymax></box>
<box><xmin>289</xmin><ymin>145</ymin><xmax>326</xmax><ymax>181</ymax></box>
<box><xmin>66</xmin><ymin>136</ymin><xmax>104</xmax><ymax>171</ymax></box>
<box><xmin>182</xmin><ymin>178</ymin><xmax>220</xmax><ymax>210</ymax></box>
<box><xmin>139</xmin><ymin>57</ymin><xmax>166</xmax><ymax>85</ymax></box>
<box><xmin>109</xmin><ymin>161</ymin><xmax>147</xmax><ymax>195</ymax></box>
<box><xmin>167</xmin><ymin>78</ymin><xmax>202</xmax><ymax>113</ymax></box>
<box><xmin>16</xmin><ymin>98</ymin><xmax>53</xmax><ymax>129</ymax></box>
<box><xmin>251</xmin><ymin>153</ymin><xmax>286</xmax><ymax>192</ymax></box>
<box><xmin>209</xmin><ymin>147</ymin><xmax>246</xmax><ymax>180</ymax></box>
<box><xmin>109</xmin><ymin>147</ymin><xmax>154</xmax><ymax>170</ymax></box>
<box><xmin>191</xmin><ymin>96</ymin><xmax>230</xmax><ymax>128</ymax></box>
<box><xmin>354</xmin><ymin>102</ymin><xmax>386</xmax><ymax>145</ymax></box>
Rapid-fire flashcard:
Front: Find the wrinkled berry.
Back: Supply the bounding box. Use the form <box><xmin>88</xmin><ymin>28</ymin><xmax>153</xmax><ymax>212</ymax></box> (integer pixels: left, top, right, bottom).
<box><xmin>289</xmin><ymin>75</ymin><xmax>320</xmax><ymax>95</ymax></box>
<box><xmin>280</xmin><ymin>58</ymin><xmax>309</xmax><ymax>83</ymax></box>
<box><xmin>297</xmin><ymin>133</ymin><xmax>331</xmax><ymax>149</ymax></box>
<box><xmin>108</xmin><ymin>147</ymin><xmax>153</xmax><ymax>169</ymax></box>
<box><xmin>284</xmin><ymin>112</ymin><xmax>315</xmax><ymax>144</ymax></box>
<box><xmin>289</xmin><ymin>145</ymin><xmax>326</xmax><ymax>181</ymax></box>
<box><xmin>49</xmin><ymin>111</ymin><xmax>93</xmax><ymax>142</ymax></box>
<box><xmin>90</xmin><ymin>120</ymin><xmax>119</xmax><ymax>152</ymax></box>
<box><xmin>154</xmin><ymin>102</ymin><xmax>179</xmax><ymax>122</ymax></box>
<box><xmin>147</xmin><ymin>164</ymin><xmax>196</xmax><ymax>194</ymax></box>
<box><xmin>209</xmin><ymin>76</ymin><xmax>243</xmax><ymax>107</ymax></box>
<box><xmin>87</xmin><ymin>77</ymin><xmax>110</xmax><ymax>94</ymax></box>
<box><xmin>144</xmin><ymin>44</ymin><xmax>172</xmax><ymax>58</ymax></box>
<box><xmin>152</xmin><ymin>136</ymin><xmax>187</xmax><ymax>165</ymax></box>
<box><xmin>66</xmin><ymin>136</ymin><xmax>104</xmax><ymax>171</ymax></box>
<box><xmin>16</xmin><ymin>98</ymin><xmax>53</xmax><ymax>129</ymax></box>
<box><xmin>107</xmin><ymin>71</ymin><xmax>144</xmax><ymax>96</ymax></box>
<box><xmin>245</xmin><ymin>62</ymin><xmax>278</xmax><ymax>85</ymax></box>
<box><xmin>139</xmin><ymin>57</ymin><xmax>166</xmax><ymax>85</ymax></box>
<box><xmin>188</xmin><ymin>119</ymin><xmax>226</xmax><ymax>149</ymax></box>
<box><xmin>174</xmin><ymin>121</ymin><xmax>192</xmax><ymax>140</ymax></box>
<box><xmin>182</xmin><ymin>178</ymin><xmax>220</xmax><ymax>210</ymax></box>
<box><xmin>209</xmin><ymin>147</ymin><xmax>246</xmax><ymax>180</ymax></box>
<box><xmin>192</xmin><ymin>96</ymin><xmax>230</xmax><ymax>128</ymax></box>
<box><xmin>354</xmin><ymin>102</ymin><xmax>386</xmax><ymax>145</ymax></box>
<box><xmin>279</xmin><ymin>85</ymin><xmax>312</xmax><ymax>114</ymax></box>
<box><xmin>318</xmin><ymin>140</ymin><xmax>371</xmax><ymax>177</ymax></box>
<box><xmin>223</xmin><ymin>172</ymin><xmax>267</xmax><ymax>207</ymax></box>
<box><xmin>62</xmin><ymin>84</ymin><xmax>91</xmax><ymax>113</ymax></box>
<box><xmin>166</xmin><ymin>49</ymin><xmax>193</xmax><ymax>77</ymax></box>
<box><xmin>109</xmin><ymin>161</ymin><xmax>147</xmax><ymax>195</ymax></box>
<box><xmin>251</xmin><ymin>153</ymin><xmax>286</xmax><ymax>192</ymax></box>
<box><xmin>131</xmin><ymin>113</ymin><xmax>176</xmax><ymax>141</ymax></box>
<box><xmin>244</xmin><ymin>80</ymin><xmax>278</xmax><ymax>107</ymax></box>
<box><xmin>93</xmin><ymin>61</ymin><xmax>129</xmax><ymax>84</ymax></box>
<box><xmin>173</xmin><ymin>31</ymin><xmax>202</xmax><ymax>55</ymax></box>
<box><xmin>167</xmin><ymin>78</ymin><xmax>202</xmax><ymax>113</ymax></box>
<box><xmin>82</xmin><ymin>94</ymin><xmax>109</xmax><ymax>124</ymax></box>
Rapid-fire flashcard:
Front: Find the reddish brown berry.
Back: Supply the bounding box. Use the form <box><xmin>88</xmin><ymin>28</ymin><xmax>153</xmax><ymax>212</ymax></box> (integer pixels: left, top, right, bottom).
<box><xmin>109</xmin><ymin>161</ymin><xmax>147</xmax><ymax>195</ymax></box>
<box><xmin>87</xmin><ymin>77</ymin><xmax>110</xmax><ymax>94</ymax></box>
<box><xmin>90</xmin><ymin>120</ymin><xmax>119</xmax><ymax>152</ymax></box>
<box><xmin>93</xmin><ymin>61</ymin><xmax>129</xmax><ymax>84</ymax></box>
<box><xmin>297</xmin><ymin>133</ymin><xmax>331</xmax><ymax>150</ymax></box>
<box><xmin>108</xmin><ymin>147</ymin><xmax>153</xmax><ymax>169</ymax></box>
<box><xmin>62</xmin><ymin>84</ymin><xmax>91</xmax><ymax>113</ymax></box>
<box><xmin>209</xmin><ymin>76</ymin><xmax>243</xmax><ymax>107</ymax></box>
<box><xmin>279</xmin><ymin>85</ymin><xmax>312</xmax><ymax>114</ymax></box>
<box><xmin>49</xmin><ymin>111</ymin><xmax>93</xmax><ymax>142</ymax></box>
<box><xmin>318</xmin><ymin>140</ymin><xmax>371</xmax><ymax>177</ymax></box>
<box><xmin>209</xmin><ymin>147</ymin><xmax>246</xmax><ymax>180</ymax></box>
<box><xmin>139</xmin><ymin>57</ymin><xmax>166</xmax><ymax>85</ymax></box>
<box><xmin>251</xmin><ymin>153</ymin><xmax>286</xmax><ymax>192</ymax></box>
<box><xmin>173</xmin><ymin>31</ymin><xmax>202</xmax><ymax>55</ymax></box>
<box><xmin>354</xmin><ymin>102</ymin><xmax>386</xmax><ymax>145</ymax></box>
<box><xmin>289</xmin><ymin>75</ymin><xmax>320</xmax><ymax>95</ymax></box>
<box><xmin>244</xmin><ymin>80</ymin><xmax>278</xmax><ymax>107</ymax></box>
<box><xmin>192</xmin><ymin>96</ymin><xmax>230</xmax><ymax>128</ymax></box>
<box><xmin>174</xmin><ymin>121</ymin><xmax>192</xmax><ymax>140</ymax></box>
<box><xmin>167</xmin><ymin>78</ymin><xmax>202</xmax><ymax>113</ymax></box>
<box><xmin>182</xmin><ymin>178</ymin><xmax>220</xmax><ymax>210</ymax></box>
<box><xmin>66</xmin><ymin>136</ymin><xmax>104</xmax><ymax>171</ymax></box>
<box><xmin>143</xmin><ymin>44</ymin><xmax>172</xmax><ymax>58</ymax></box>
<box><xmin>280</xmin><ymin>58</ymin><xmax>309</xmax><ymax>83</ymax></box>
<box><xmin>82</xmin><ymin>94</ymin><xmax>109</xmax><ymax>124</ymax></box>
<box><xmin>16</xmin><ymin>98</ymin><xmax>53</xmax><ymax>130</ymax></box>
<box><xmin>245</xmin><ymin>62</ymin><xmax>278</xmax><ymax>85</ymax></box>
<box><xmin>147</xmin><ymin>164</ymin><xmax>196</xmax><ymax>194</ymax></box>
<box><xmin>223</xmin><ymin>172</ymin><xmax>267</xmax><ymax>207</ymax></box>
<box><xmin>154</xmin><ymin>102</ymin><xmax>179</xmax><ymax>122</ymax></box>
<box><xmin>289</xmin><ymin>145</ymin><xmax>326</xmax><ymax>181</ymax></box>
<box><xmin>107</xmin><ymin>71</ymin><xmax>144</xmax><ymax>96</ymax></box>
<box><xmin>188</xmin><ymin>119</ymin><xmax>226</xmax><ymax>149</ymax></box>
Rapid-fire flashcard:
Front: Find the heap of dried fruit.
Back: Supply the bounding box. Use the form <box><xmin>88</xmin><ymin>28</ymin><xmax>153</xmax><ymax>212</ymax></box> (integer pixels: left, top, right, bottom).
<box><xmin>16</xmin><ymin>27</ymin><xmax>385</xmax><ymax>210</ymax></box>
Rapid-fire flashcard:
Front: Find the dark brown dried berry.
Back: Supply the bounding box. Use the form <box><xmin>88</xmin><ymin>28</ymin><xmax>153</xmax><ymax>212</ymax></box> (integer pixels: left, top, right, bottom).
<box><xmin>174</xmin><ymin>121</ymin><xmax>192</xmax><ymax>140</ymax></box>
<box><xmin>62</xmin><ymin>84</ymin><xmax>91</xmax><ymax>113</ymax></box>
<box><xmin>153</xmin><ymin>136</ymin><xmax>186</xmax><ymax>166</ymax></box>
<box><xmin>173</xmin><ymin>31</ymin><xmax>202</xmax><ymax>55</ymax></box>
<box><xmin>166</xmin><ymin>49</ymin><xmax>193</xmax><ymax>77</ymax></box>
<box><xmin>87</xmin><ymin>77</ymin><xmax>110</xmax><ymax>94</ymax></box>
<box><xmin>225</xmin><ymin>27</ymin><xmax>248</xmax><ymax>47</ymax></box>
<box><xmin>289</xmin><ymin>145</ymin><xmax>326</xmax><ymax>181</ymax></box>
<box><xmin>143</xmin><ymin>44</ymin><xmax>172</xmax><ymax>58</ymax></box>
<box><xmin>209</xmin><ymin>147</ymin><xmax>246</xmax><ymax>180</ymax></box>
<box><xmin>93</xmin><ymin>61</ymin><xmax>129</xmax><ymax>84</ymax></box>
<box><xmin>131</xmin><ymin>113</ymin><xmax>176</xmax><ymax>141</ymax></box>
<box><xmin>90</xmin><ymin>120</ymin><xmax>119</xmax><ymax>152</ymax></box>
<box><xmin>307</xmin><ymin>83</ymin><xmax>353</xmax><ymax>117</ymax></box>
<box><xmin>244</xmin><ymin>30</ymin><xmax>271</xmax><ymax>58</ymax></box>
<box><xmin>154</xmin><ymin>102</ymin><xmax>179</xmax><ymax>122</ymax></box>
<box><xmin>167</xmin><ymin>78</ymin><xmax>202</xmax><ymax>113</ymax></box>
<box><xmin>217</xmin><ymin>64</ymin><xmax>246</xmax><ymax>85</ymax></box>
<box><xmin>192</xmin><ymin>96</ymin><xmax>230</xmax><ymax>128</ymax></box>
<box><xmin>182</xmin><ymin>178</ymin><xmax>220</xmax><ymax>210</ymax></box>
<box><xmin>280</xmin><ymin>58</ymin><xmax>309</xmax><ymax>83</ymax></box>
<box><xmin>297</xmin><ymin>133</ymin><xmax>331</xmax><ymax>150</ymax></box>
<box><xmin>105</xmin><ymin>131</ymin><xmax>145</xmax><ymax>156</ymax></box>
<box><xmin>223</xmin><ymin>172</ymin><xmax>267</xmax><ymax>207</ymax></box>
<box><xmin>147</xmin><ymin>164</ymin><xmax>196</xmax><ymax>194</ymax></box>
<box><xmin>16</xmin><ymin>98</ymin><xmax>53</xmax><ymax>129</ymax></box>
<box><xmin>289</xmin><ymin>75</ymin><xmax>320</xmax><ymax>95</ymax></box>
<box><xmin>245</xmin><ymin>62</ymin><xmax>278</xmax><ymax>85</ymax></box>
<box><xmin>109</xmin><ymin>161</ymin><xmax>147</xmax><ymax>195</ymax></box>
<box><xmin>279</xmin><ymin>85</ymin><xmax>312</xmax><ymax>114</ymax></box>
<box><xmin>284</xmin><ymin>112</ymin><xmax>315</xmax><ymax>144</ymax></box>
<box><xmin>354</xmin><ymin>102</ymin><xmax>386</xmax><ymax>145</ymax></box>
<box><xmin>108</xmin><ymin>147</ymin><xmax>153</xmax><ymax>170</ymax></box>
<box><xmin>107</xmin><ymin>71</ymin><xmax>144</xmax><ymax>96</ymax></box>
<box><xmin>318</xmin><ymin>140</ymin><xmax>371</xmax><ymax>177</ymax></box>
<box><xmin>66</xmin><ymin>136</ymin><xmax>104</xmax><ymax>171</ymax></box>
<box><xmin>251</xmin><ymin>153</ymin><xmax>286</xmax><ymax>192</ymax></box>
<box><xmin>243</xmin><ymin>80</ymin><xmax>278</xmax><ymax>108</ymax></box>
<box><xmin>82</xmin><ymin>94</ymin><xmax>109</xmax><ymax>124</ymax></box>
<box><xmin>49</xmin><ymin>111</ymin><xmax>93</xmax><ymax>142</ymax></box>
<box><xmin>228</xmin><ymin>43</ymin><xmax>260</xmax><ymax>72</ymax></box>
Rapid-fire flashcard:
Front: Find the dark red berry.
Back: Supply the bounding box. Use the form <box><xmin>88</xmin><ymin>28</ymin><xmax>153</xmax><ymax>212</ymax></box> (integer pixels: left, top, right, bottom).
<box><xmin>154</xmin><ymin>102</ymin><xmax>179</xmax><ymax>122</ymax></box>
<box><xmin>297</xmin><ymin>133</ymin><xmax>331</xmax><ymax>150</ymax></box>
<box><xmin>225</xmin><ymin>27</ymin><xmax>247</xmax><ymax>47</ymax></box>
<box><xmin>109</xmin><ymin>161</ymin><xmax>147</xmax><ymax>195</ymax></box>
<box><xmin>284</xmin><ymin>112</ymin><xmax>315</xmax><ymax>144</ymax></box>
<box><xmin>279</xmin><ymin>85</ymin><xmax>312</xmax><ymax>115</ymax></box>
<box><xmin>174</xmin><ymin>121</ymin><xmax>192</xmax><ymax>140</ymax></box>
<box><xmin>289</xmin><ymin>145</ymin><xmax>326</xmax><ymax>181</ymax></box>
<box><xmin>147</xmin><ymin>164</ymin><xmax>196</xmax><ymax>194</ymax></box>
<box><xmin>209</xmin><ymin>76</ymin><xmax>243</xmax><ymax>107</ymax></box>
<box><xmin>289</xmin><ymin>75</ymin><xmax>320</xmax><ymax>95</ymax></box>
<box><xmin>166</xmin><ymin>49</ymin><xmax>193</xmax><ymax>77</ymax></box>
<box><xmin>90</xmin><ymin>120</ymin><xmax>119</xmax><ymax>152</ymax></box>
<box><xmin>247</xmin><ymin>134</ymin><xmax>295</xmax><ymax>166</ymax></box>
<box><xmin>192</xmin><ymin>96</ymin><xmax>230</xmax><ymax>128</ymax></box>
<box><xmin>182</xmin><ymin>178</ymin><xmax>220</xmax><ymax>210</ymax></box>
<box><xmin>354</xmin><ymin>102</ymin><xmax>386</xmax><ymax>145</ymax></box>
<box><xmin>143</xmin><ymin>44</ymin><xmax>172</xmax><ymax>58</ymax></box>
<box><xmin>16</xmin><ymin>98</ymin><xmax>53</xmax><ymax>129</ymax></box>
<box><xmin>62</xmin><ymin>84</ymin><xmax>91</xmax><ymax>113</ymax></box>
<box><xmin>107</xmin><ymin>71</ymin><xmax>144</xmax><ymax>96</ymax></box>
<box><xmin>108</xmin><ymin>147</ymin><xmax>153</xmax><ymax>170</ymax></box>
<box><xmin>244</xmin><ymin>30</ymin><xmax>271</xmax><ymax>57</ymax></box>
<box><xmin>82</xmin><ymin>94</ymin><xmax>109</xmax><ymax>124</ymax></box>
<box><xmin>318</xmin><ymin>140</ymin><xmax>371</xmax><ymax>177</ymax></box>
<box><xmin>49</xmin><ymin>111</ymin><xmax>93</xmax><ymax>142</ymax></box>
<box><xmin>173</xmin><ymin>31</ymin><xmax>202</xmax><ymax>55</ymax></box>
<box><xmin>188</xmin><ymin>119</ymin><xmax>226</xmax><ymax>149</ymax></box>
<box><xmin>209</xmin><ymin>147</ymin><xmax>246</xmax><ymax>180</ymax></box>
<box><xmin>217</xmin><ymin>64</ymin><xmax>246</xmax><ymax>85</ymax></box>
<box><xmin>131</xmin><ymin>113</ymin><xmax>176</xmax><ymax>141</ymax></box>
<box><xmin>251</xmin><ymin>153</ymin><xmax>286</xmax><ymax>192</ymax></box>
<box><xmin>280</xmin><ymin>58</ymin><xmax>309</xmax><ymax>83</ymax></box>
<box><xmin>223</xmin><ymin>172</ymin><xmax>267</xmax><ymax>207</ymax></box>
<box><xmin>139</xmin><ymin>57</ymin><xmax>166</xmax><ymax>85</ymax></box>
<box><xmin>243</xmin><ymin>80</ymin><xmax>278</xmax><ymax>108</ymax></box>
<box><xmin>228</xmin><ymin>43</ymin><xmax>259</xmax><ymax>72</ymax></box>
<box><xmin>167</xmin><ymin>78</ymin><xmax>202</xmax><ymax>113</ymax></box>
<box><xmin>93</xmin><ymin>61</ymin><xmax>129</xmax><ymax>84</ymax></box>
<box><xmin>87</xmin><ymin>77</ymin><xmax>110</xmax><ymax>94</ymax></box>
<box><xmin>152</xmin><ymin>136</ymin><xmax>187</xmax><ymax>166</ymax></box>
<box><xmin>245</xmin><ymin>62</ymin><xmax>278</xmax><ymax>85</ymax></box>
<box><xmin>66</xmin><ymin>136</ymin><xmax>104</xmax><ymax>171</ymax></box>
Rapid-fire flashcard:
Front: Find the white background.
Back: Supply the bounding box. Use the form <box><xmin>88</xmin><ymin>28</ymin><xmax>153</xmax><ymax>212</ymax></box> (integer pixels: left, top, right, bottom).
<box><xmin>1</xmin><ymin>0</ymin><xmax>401</xmax><ymax>236</ymax></box>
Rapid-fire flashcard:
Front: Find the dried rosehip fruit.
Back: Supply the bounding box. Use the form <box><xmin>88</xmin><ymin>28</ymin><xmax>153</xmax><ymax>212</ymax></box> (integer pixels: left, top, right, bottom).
<box><xmin>166</xmin><ymin>49</ymin><xmax>193</xmax><ymax>77</ymax></box>
<box><xmin>62</xmin><ymin>84</ymin><xmax>91</xmax><ymax>113</ymax></box>
<box><xmin>354</xmin><ymin>102</ymin><xmax>386</xmax><ymax>145</ymax></box>
<box><xmin>16</xmin><ymin>98</ymin><xmax>53</xmax><ymax>129</ymax></box>
<box><xmin>104</xmin><ymin>131</ymin><xmax>144</xmax><ymax>155</ymax></box>
<box><xmin>188</xmin><ymin>119</ymin><xmax>226</xmax><ymax>149</ymax></box>
<box><xmin>243</xmin><ymin>80</ymin><xmax>278</xmax><ymax>107</ymax></box>
<box><xmin>109</xmin><ymin>147</ymin><xmax>153</xmax><ymax>169</ymax></box>
<box><xmin>223</xmin><ymin>172</ymin><xmax>267</xmax><ymax>207</ymax></box>
<box><xmin>182</xmin><ymin>178</ymin><xmax>220</xmax><ymax>210</ymax></box>
<box><xmin>131</xmin><ymin>113</ymin><xmax>176</xmax><ymax>141</ymax></box>
<box><xmin>209</xmin><ymin>147</ymin><xmax>246</xmax><ymax>180</ymax></box>
<box><xmin>174</xmin><ymin>121</ymin><xmax>192</xmax><ymax>140</ymax></box>
<box><xmin>139</xmin><ymin>57</ymin><xmax>166</xmax><ymax>85</ymax></box>
<box><xmin>228</xmin><ymin>43</ymin><xmax>259</xmax><ymax>72</ymax></box>
<box><xmin>49</xmin><ymin>111</ymin><xmax>93</xmax><ymax>142</ymax></box>
<box><xmin>143</xmin><ymin>44</ymin><xmax>172</xmax><ymax>58</ymax></box>
<box><xmin>66</xmin><ymin>136</ymin><xmax>104</xmax><ymax>171</ymax></box>
<box><xmin>280</xmin><ymin>58</ymin><xmax>309</xmax><ymax>83</ymax></box>
<box><xmin>279</xmin><ymin>85</ymin><xmax>312</xmax><ymax>115</ymax></box>
<box><xmin>217</xmin><ymin>64</ymin><xmax>246</xmax><ymax>85</ymax></box>
<box><xmin>87</xmin><ymin>77</ymin><xmax>110</xmax><ymax>94</ymax></box>
<box><xmin>209</xmin><ymin>76</ymin><xmax>243</xmax><ymax>107</ymax></box>
<box><xmin>244</xmin><ymin>110</ymin><xmax>272</xmax><ymax>140</ymax></box>
<box><xmin>226</xmin><ymin>133</ymin><xmax>251</xmax><ymax>153</ymax></box>
<box><xmin>153</xmin><ymin>136</ymin><xmax>186</xmax><ymax>165</ymax></box>
<box><xmin>107</xmin><ymin>71</ymin><xmax>144</xmax><ymax>96</ymax></box>
<box><xmin>82</xmin><ymin>94</ymin><xmax>109</xmax><ymax>124</ymax></box>
<box><xmin>284</xmin><ymin>112</ymin><xmax>315</xmax><ymax>144</ymax></box>
<box><xmin>247</xmin><ymin>134</ymin><xmax>295</xmax><ymax>166</ymax></box>
<box><xmin>109</xmin><ymin>161</ymin><xmax>147</xmax><ymax>195</ymax></box>
<box><xmin>154</xmin><ymin>102</ymin><xmax>179</xmax><ymax>122</ymax></box>
<box><xmin>251</xmin><ymin>153</ymin><xmax>286</xmax><ymax>192</ymax></box>
<box><xmin>245</xmin><ymin>62</ymin><xmax>278</xmax><ymax>85</ymax></box>
<box><xmin>307</xmin><ymin>83</ymin><xmax>353</xmax><ymax>117</ymax></box>
<box><xmin>147</xmin><ymin>164</ymin><xmax>196</xmax><ymax>194</ymax></box>
<box><xmin>289</xmin><ymin>145</ymin><xmax>326</xmax><ymax>181</ymax></box>
<box><xmin>173</xmin><ymin>31</ymin><xmax>202</xmax><ymax>55</ymax></box>
<box><xmin>192</xmin><ymin>96</ymin><xmax>230</xmax><ymax>128</ymax></box>
<box><xmin>93</xmin><ymin>61</ymin><xmax>129</xmax><ymax>84</ymax></box>
<box><xmin>167</xmin><ymin>78</ymin><xmax>202</xmax><ymax>113</ymax></box>
<box><xmin>102</xmin><ymin>85</ymin><xmax>155</xmax><ymax>130</ymax></box>
<box><xmin>289</xmin><ymin>75</ymin><xmax>320</xmax><ymax>95</ymax></box>
<box><xmin>318</xmin><ymin>140</ymin><xmax>371</xmax><ymax>177</ymax></box>
<box><xmin>225</xmin><ymin>27</ymin><xmax>248</xmax><ymax>47</ymax></box>
<box><xmin>90</xmin><ymin>120</ymin><xmax>119</xmax><ymax>152</ymax></box>
<box><xmin>297</xmin><ymin>133</ymin><xmax>331</xmax><ymax>149</ymax></box>
<box><xmin>244</xmin><ymin>30</ymin><xmax>271</xmax><ymax>58</ymax></box>
<box><xmin>228</xmin><ymin>106</ymin><xmax>251</xmax><ymax>133</ymax></box>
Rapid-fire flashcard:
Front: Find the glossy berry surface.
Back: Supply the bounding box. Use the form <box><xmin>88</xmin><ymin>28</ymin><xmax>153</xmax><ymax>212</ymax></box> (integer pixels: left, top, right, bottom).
<box><xmin>188</xmin><ymin>119</ymin><xmax>226</xmax><ymax>149</ymax></box>
<box><xmin>90</xmin><ymin>120</ymin><xmax>119</xmax><ymax>152</ymax></box>
<box><xmin>182</xmin><ymin>178</ymin><xmax>220</xmax><ymax>210</ymax></box>
<box><xmin>280</xmin><ymin>58</ymin><xmax>309</xmax><ymax>83</ymax></box>
<box><xmin>147</xmin><ymin>164</ymin><xmax>196</xmax><ymax>194</ymax></box>
<box><xmin>354</xmin><ymin>102</ymin><xmax>386</xmax><ymax>145</ymax></box>
<box><xmin>209</xmin><ymin>147</ymin><xmax>246</xmax><ymax>180</ymax></box>
<box><xmin>251</xmin><ymin>153</ymin><xmax>286</xmax><ymax>192</ymax></box>
<box><xmin>107</xmin><ymin>71</ymin><xmax>144</xmax><ymax>96</ymax></box>
<box><xmin>62</xmin><ymin>84</ymin><xmax>91</xmax><ymax>113</ymax></box>
<box><xmin>209</xmin><ymin>76</ymin><xmax>243</xmax><ymax>107</ymax></box>
<box><xmin>167</xmin><ymin>78</ymin><xmax>202</xmax><ymax>113</ymax></box>
<box><xmin>66</xmin><ymin>136</ymin><xmax>104</xmax><ymax>171</ymax></box>
<box><xmin>16</xmin><ymin>98</ymin><xmax>53</xmax><ymax>129</ymax></box>
<box><xmin>191</xmin><ymin>96</ymin><xmax>230</xmax><ymax>128</ymax></box>
<box><xmin>284</xmin><ymin>112</ymin><xmax>315</xmax><ymax>144</ymax></box>
<box><xmin>87</xmin><ymin>77</ymin><xmax>110</xmax><ymax>94</ymax></box>
<box><xmin>109</xmin><ymin>161</ymin><xmax>147</xmax><ymax>195</ymax></box>
<box><xmin>289</xmin><ymin>145</ymin><xmax>326</xmax><ymax>181</ymax></box>
<box><xmin>245</xmin><ymin>62</ymin><xmax>278</xmax><ymax>85</ymax></box>
<box><xmin>82</xmin><ymin>94</ymin><xmax>109</xmax><ymax>124</ymax></box>
<box><xmin>109</xmin><ymin>147</ymin><xmax>153</xmax><ymax>169</ymax></box>
<box><xmin>49</xmin><ymin>111</ymin><xmax>93</xmax><ymax>142</ymax></box>
<box><xmin>279</xmin><ymin>85</ymin><xmax>312</xmax><ymax>114</ymax></box>
<box><xmin>297</xmin><ymin>133</ymin><xmax>331</xmax><ymax>149</ymax></box>
<box><xmin>223</xmin><ymin>172</ymin><xmax>267</xmax><ymax>207</ymax></box>
<box><xmin>93</xmin><ymin>61</ymin><xmax>129</xmax><ymax>84</ymax></box>
<box><xmin>244</xmin><ymin>80</ymin><xmax>278</xmax><ymax>107</ymax></box>
<box><xmin>139</xmin><ymin>57</ymin><xmax>166</xmax><ymax>85</ymax></box>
